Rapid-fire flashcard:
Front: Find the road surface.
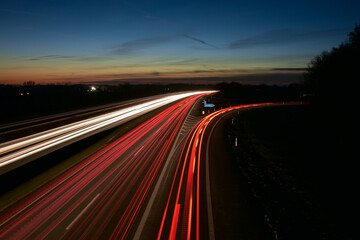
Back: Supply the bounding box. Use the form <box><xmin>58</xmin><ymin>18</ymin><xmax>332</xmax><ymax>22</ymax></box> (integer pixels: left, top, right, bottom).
<box><xmin>0</xmin><ymin>92</ymin><xmax>196</xmax><ymax>136</ymax></box>
<box><xmin>156</xmin><ymin>102</ymin><xmax>301</xmax><ymax>239</ymax></box>
<box><xmin>0</xmin><ymin>91</ymin><xmax>209</xmax><ymax>175</ymax></box>
<box><xmin>1</xmin><ymin>99</ymin><xmax>300</xmax><ymax>239</ymax></box>
<box><xmin>0</xmin><ymin>92</ymin><xmax>211</xmax><ymax>239</ymax></box>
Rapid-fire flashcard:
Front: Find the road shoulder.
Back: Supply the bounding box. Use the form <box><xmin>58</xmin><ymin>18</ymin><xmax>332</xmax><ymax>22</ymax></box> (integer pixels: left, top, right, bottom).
<box><xmin>207</xmin><ymin>111</ymin><xmax>272</xmax><ymax>239</ymax></box>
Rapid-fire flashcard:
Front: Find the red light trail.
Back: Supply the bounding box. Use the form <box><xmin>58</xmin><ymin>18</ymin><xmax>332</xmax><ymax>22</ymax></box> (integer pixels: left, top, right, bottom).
<box><xmin>157</xmin><ymin>102</ymin><xmax>302</xmax><ymax>240</ymax></box>
<box><xmin>0</xmin><ymin>99</ymin><xmax>301</xmax><ymax>240</ymax></box>
<box><xmin>0</xmin><ymin>93</ymin><xmax>210</xmax><ymax>239</ymax></box>
<box><xmin>0</xmin><ymin>91</ymin><xmax>209</xmax><ymax>175</ymax></box>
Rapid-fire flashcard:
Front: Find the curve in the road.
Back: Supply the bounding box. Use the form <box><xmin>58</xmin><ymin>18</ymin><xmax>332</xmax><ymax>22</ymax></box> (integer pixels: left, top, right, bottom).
<box><xmin>157</xmin><ymin>102</ymin><xmax>302</xmax><ymax>240</ymax></box>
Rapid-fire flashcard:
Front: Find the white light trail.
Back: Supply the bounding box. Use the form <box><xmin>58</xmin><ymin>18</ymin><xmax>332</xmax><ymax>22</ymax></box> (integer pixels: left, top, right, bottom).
<box><xmin>0</xmin><ymin>91</ymin><xmax>214</xmax><ymax>173</ymax></box>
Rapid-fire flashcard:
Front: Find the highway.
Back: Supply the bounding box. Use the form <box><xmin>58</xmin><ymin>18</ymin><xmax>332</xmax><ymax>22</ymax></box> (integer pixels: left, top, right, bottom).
<box><xmin>0</xmin><ymin>92</ymin><xmax>211</xmax><ymax>239</ymax></box>
<box><xmin>0</xmin><ymin>93</ymin><xmax>202</xmax><ymax>142</ymax></box>
<box><xmin>0</xmin><ymin>91</ymin><xmax>209</xmax><ymax>175</ymax></box>
<box><xmin>0</xmin><ymin>97</ymin><xmax>300</xmax><ymax>239</ymax></box>
<box><xmin>156</xmin><ymin>102</ymin><xmax>302</xmax><ymax>239</ymax></box>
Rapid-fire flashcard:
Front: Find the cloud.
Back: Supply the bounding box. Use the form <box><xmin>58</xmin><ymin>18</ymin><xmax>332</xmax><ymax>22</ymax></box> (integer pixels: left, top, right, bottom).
<box><xmin>272</xmin><ymin>68</ymin><xmax>307</xmax><ymax>71</ymax></box>
<box><xmin>82</xmin><ymin>72</ymin><xmax>302</xmax><ymax>86</ymax></box>
<box><xmin>91</xmin><ymin>68</ymin><xmax>259</xmax><ymax>82</ymax></box>
<box><xmin>229</xmin><ymin>29</ymin><xmax>347</xmax><ymax>49</ymax></box>
<box><xmin>111</xmin><ymin>35</ymin><xmax>180</xmax><ymax>55</ymax></box>
<box><xmin>26</xmin><ymin>55</ymin><xmax>115</xmax><ymax>63</ymax></box>
<box><xmin>165</xmin><ymin>58</ymin><xmax>198</xmax><ymax>65</ymax></box>
<box><xmin>75</xmin><ymin>56</ymin><xmax>114</xmax><ymax>62</ymax></box>
<box><xmin>182</xmin><ymin>34</ymin><xmax>218</xmax><ymax>49</ymax></box>
<box><xmin>110</xmin><ymin>33</ymin><xmax>219</xmax><ymax>55</ymax></box>
<box><xmin>28</xmin><ymin>55</ymin><xmax>77</xmax><ymax>61</ymax></box>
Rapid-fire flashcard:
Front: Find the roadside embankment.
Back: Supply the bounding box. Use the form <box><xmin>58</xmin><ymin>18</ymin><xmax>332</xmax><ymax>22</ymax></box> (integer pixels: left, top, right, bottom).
<box><xmin>227</xmin><ymin>104</ymin><xmax>354</xmax><ymax>239</ymax></box>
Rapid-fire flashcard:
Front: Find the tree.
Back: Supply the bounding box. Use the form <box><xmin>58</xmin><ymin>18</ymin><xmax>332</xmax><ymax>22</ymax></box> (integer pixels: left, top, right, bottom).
<box><xmin>303</xmin><ymin>24</ymin><xmax>359</xmax><ymax>175</ymax></box>
<box><xmin>303</xmin><ymin>26</ymin><xmax>359</xmax><ymax>238</ymax></box>
<box><xmin>23</xmin><ymin>81</ymin><xmax>36</xmax><ymax>86</ymax></box>
<box><xmin>304</xmin><ymin>24</ymin><xmax>360</xmax><ymax>106</ymax></box>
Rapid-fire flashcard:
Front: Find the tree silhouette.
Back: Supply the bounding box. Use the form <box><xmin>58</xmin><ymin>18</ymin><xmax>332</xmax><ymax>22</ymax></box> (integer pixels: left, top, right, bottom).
<box><xmin>303</xmin><ymin>24</ymin><xmax>359</xmax><ymax>155</ymax></box>
<box><xmin>304</xmin><ymin>24</ymin><xmax>360</xmax><ymax>106</ymax></box>
<box><xmin>23</xmin><ymin>81</ymin><xmax>36</xmax><ymax>86</ymax></box>
<box><xmin>303</xmin><ymin>25</ymin><xmax>359</xmax><ymax>239</ymax></box>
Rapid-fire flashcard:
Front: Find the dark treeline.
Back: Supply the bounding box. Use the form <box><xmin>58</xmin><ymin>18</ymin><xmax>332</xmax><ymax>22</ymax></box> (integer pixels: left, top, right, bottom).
<box><xmin>215</xmin><ymin>82</ymin><xmax>304</xmax><ymax>104</ymax></box>
<box><xmin>301</xmin><ymin>25</ymin><xmax>359</xmax><ymax>238</ymax></box>
<box><xmin>218</xmin><ymin>25</ymin><xmax>359</xmax><ymax>239</ymax></box>
<box><xmin>304</xmin><ymin>25</ymin><xmax>359</xmax><ymax>106</ymax></box>
<box><xmin>303</xmin><ymin>25</ymin><xmax>359</xmax><ymax>150</ymax></box>
<box><xmin>303</xmin><ymin>25</ymin><xmax>359</xmax><ymax>163</ymax></box>
<box><xmin>298</xmin><ymin>25</ymin><xmax>359</xmax><ymax>238</ymax></box>
<box><xmin>1</xmin><ymin>81</ymin><xmax>304</xmax><ymax>125</ymax></box>
<box><xmin>0</xmin><ymin>83</ymin><xmax>213</xmax><ymax>124</ymax></box>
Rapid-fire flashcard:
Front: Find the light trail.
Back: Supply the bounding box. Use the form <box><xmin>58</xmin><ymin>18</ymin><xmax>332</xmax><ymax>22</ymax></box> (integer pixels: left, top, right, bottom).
<box><xmin>0</xmin><ymin>91</ymin><xmax>212</xmax><ymax>174</ymax></box>
<box><xmin>0</xmin><ymin>92</ymin><xmax>212</xmax><ymax>239</ymax></box>
<box><xmin>157</xmin><ymin>102</ymin><xmax>302</xmax><ymax>240</ymax></box>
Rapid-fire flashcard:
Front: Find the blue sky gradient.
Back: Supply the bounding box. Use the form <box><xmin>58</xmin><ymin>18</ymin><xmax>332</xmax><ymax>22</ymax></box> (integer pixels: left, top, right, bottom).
<box><xmin>1</xmin><ymin>0</ymin><xmax>359</xmax><ymax>84</ymax></box>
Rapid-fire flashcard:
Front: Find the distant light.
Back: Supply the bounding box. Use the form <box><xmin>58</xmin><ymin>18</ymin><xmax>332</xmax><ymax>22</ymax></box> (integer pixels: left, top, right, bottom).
<box><xmin>90</xmin><ymin>86</ymin><xmax>96</xmax><ymax>91</ymax></box>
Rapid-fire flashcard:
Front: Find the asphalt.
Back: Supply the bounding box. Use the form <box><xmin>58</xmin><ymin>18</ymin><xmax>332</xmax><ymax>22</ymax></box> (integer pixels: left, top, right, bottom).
<box><xmin>131</xmin><ymin>95</ymin><xmax>207</xmax><ymax>239</ymax></box>
<box><xmin>205</xmin><ymin>110</ymin><xmax>273</xmax><ymax>240</ymax></box>
<box><xmin>0</xmin><ymin>92</ymin><xmax>190</xmax><ymax>143</ymax></box>
<box><xmin>0</xmin><ymin>94</ymin><xmax>207</xmax><ymax>239</ymax></box>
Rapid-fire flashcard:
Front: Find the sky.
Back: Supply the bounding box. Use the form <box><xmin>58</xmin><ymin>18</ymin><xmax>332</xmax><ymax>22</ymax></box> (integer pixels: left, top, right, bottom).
<box><xmin>0</xmin><ymin>0</ymin><xmax>359</xmax><ymax>85</ymax></box>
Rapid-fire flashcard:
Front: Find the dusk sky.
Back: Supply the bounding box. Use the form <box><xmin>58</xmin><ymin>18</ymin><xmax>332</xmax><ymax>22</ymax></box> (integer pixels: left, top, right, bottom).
<box><xmin>1</xmin><ymin>0</ymin><xmax>359</xmax><ymax>85</ymax></box>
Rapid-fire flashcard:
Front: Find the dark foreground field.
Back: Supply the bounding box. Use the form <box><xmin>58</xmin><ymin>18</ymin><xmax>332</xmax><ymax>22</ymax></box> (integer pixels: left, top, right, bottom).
<box><xmin>228</xmin><ymin>104</ymin><xmax>355</xmax><ymax>240</ymax></box>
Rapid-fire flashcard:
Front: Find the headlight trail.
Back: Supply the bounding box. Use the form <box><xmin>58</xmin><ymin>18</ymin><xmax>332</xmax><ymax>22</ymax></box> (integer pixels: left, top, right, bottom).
<box><xmin>0</xmin><ymin>92</ymin><xmax>212</xmax><ymax>239</ymax></box>
<box><xmin>0</xmin><ymin>91</ymin><xmax>212</xmax><ymax>174</ymax></box>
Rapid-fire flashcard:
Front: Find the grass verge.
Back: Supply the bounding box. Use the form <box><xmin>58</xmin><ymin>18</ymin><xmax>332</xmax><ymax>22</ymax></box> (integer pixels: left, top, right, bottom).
<box><xmin>228</xmin><ymin>104</ymin><xmax>349</xmax><ymax>239</ymax></box>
